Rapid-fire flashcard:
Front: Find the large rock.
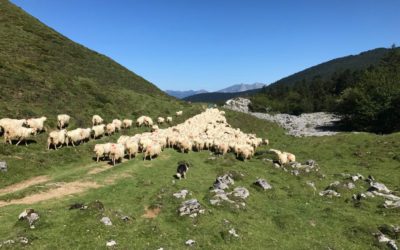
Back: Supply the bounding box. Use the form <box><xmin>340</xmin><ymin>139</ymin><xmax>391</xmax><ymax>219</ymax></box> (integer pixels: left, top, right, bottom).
<box><xmin>223</xmin><ymin>98</ymin><xmax>252</xmax><ymax>113</ymax></box>
<box><xmin>213</xmin><ymin>174</ymin><xmax>234</xmax><ymax>190</ymax></box>
<box><xmin>231</xmin><ymin>187</ymin><xmax>250</xmax><ymax>199</ymax></box>
<box><xmin>179</xmin><ymin>199</ymin><xmax>204</xmax><ymax>217</ymax></box>
<box><xmin>254</xmin><ymin>179</ymin><xmax>272</xmax><ymax>190</ymax></box>
<box><xmin>173</xmin><ymin>189</ymin><xmax>189</xmax><ymax>199</ymax></box>
<box><xmin>18</xmin><ymin>209</ymin><xmax>39</xmax><ymax>229</ymax></box>
<box><xmin>100</xmin><ymin>217</ymin><xmax>112</xmax><ymax>226</ymax></box>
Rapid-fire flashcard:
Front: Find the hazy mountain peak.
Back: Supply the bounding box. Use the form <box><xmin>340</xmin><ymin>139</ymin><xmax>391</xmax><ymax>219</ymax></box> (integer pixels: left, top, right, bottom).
<box><xmin>217</xmin><ymin>83</ymin><xmax>265</xmax><ymax>93</ymax></box>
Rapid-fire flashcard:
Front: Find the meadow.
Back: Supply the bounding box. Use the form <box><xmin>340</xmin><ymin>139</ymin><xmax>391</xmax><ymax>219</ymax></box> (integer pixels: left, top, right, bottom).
<box><xmin>0</xmin><ymin>107</ymin><xmax>399</xmax><ymax>249</ymax></box>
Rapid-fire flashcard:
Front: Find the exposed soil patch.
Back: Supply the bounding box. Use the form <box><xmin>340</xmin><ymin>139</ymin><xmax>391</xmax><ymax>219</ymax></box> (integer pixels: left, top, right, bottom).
<box><xmin>87</xmin><ymin>164</ymin><xmax>113</xmax><ymax>175</ymax></box>
<box><xmin>103</xmin><ymin>172</ymin><xmax>133</xmax><ymax>185</ymax></box>
<box><xmin>0</xmin><ymin>181</ymin><xmax>100</xmax><ymax>208</ymax></box>
<box><xmin>0</xmin><ymin>176</ymin><xmax>50</xmax><ymax>196</ymax></box>
<box><xmin>142</xmin><ymin>206</ymin><xmax>161</xmax><ymax>219</ymax></box>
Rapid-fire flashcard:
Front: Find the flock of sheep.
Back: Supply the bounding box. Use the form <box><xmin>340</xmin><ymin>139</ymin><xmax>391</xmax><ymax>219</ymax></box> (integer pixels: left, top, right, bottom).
<box><xmin>94</xmin><ymin>108</ymin><xmax>273</xmax><ymax>166</ymax></box>
<box><xmin>0</xmin><ymin>108</ymin><xmax>296</xmax><ymax>167</ymax></box>
<box><xmin>0</xmin><ymin>111</ymin><xmax>179</xmax><ymax>149</ymax></box>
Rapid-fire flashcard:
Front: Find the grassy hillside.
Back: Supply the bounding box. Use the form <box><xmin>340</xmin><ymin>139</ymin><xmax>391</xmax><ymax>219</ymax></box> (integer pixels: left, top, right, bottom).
<box><xmin>268</xmin><ymin>48</ymin><xmax>393</xmax><ymax>88</ymax></box>
<box><xmin>0</xmin><ymin>0</ymin><xmax>182</xmax><ymax>126</ymax></box>
<box><xmin>250</xmin><ymin>47</ymin><xmax>400</xmax><ymax>117</ymax></box>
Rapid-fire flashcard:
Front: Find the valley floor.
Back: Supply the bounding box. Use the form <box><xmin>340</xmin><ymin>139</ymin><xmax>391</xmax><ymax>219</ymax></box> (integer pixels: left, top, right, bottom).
<box><xmin>0</xmin><ymin>109</ymin><xmax>399</xmax><ymax>249</ymax></box>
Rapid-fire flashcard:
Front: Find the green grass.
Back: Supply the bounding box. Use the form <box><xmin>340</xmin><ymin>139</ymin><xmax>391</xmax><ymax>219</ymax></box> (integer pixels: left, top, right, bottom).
<box><xmin>0</xmin><ymin>110</ymin><xmax>398</xmax><ymax>249</ymax></box>
<box><xmin>0</xmin><ymin>1</ymin><xmax>399</xmax><ymax>248</ymax></box>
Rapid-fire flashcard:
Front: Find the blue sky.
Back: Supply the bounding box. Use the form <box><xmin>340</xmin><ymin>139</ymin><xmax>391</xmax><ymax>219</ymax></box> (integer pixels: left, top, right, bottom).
<box><xmin>11</xmin><ymin>0</ymin><xmax>400</xmax><ymax>91</ymax></box>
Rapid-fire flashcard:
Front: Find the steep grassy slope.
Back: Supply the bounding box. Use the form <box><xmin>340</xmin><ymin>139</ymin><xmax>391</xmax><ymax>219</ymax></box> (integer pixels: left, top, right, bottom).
<box><xmin>0</xmin><ymin>0</ymin><xmax>181</xmax><ymax>126</ymax></box>
<box><xmin>267</xmin><ymin>48</ymin><xmax>394</xmax><ymax>88</ymax></box>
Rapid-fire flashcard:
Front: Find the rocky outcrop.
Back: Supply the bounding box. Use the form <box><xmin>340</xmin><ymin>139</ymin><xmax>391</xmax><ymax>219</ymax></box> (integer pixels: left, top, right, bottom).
<box><xmin>223</xmin><ymin>98</ymin><xmax>341</xmax><ymax>137</ymax></box>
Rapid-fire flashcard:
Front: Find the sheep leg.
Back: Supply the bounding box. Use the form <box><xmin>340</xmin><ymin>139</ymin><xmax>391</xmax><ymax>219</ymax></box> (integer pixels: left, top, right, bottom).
<box><xmin>96</xmin><ymin>156</ymin><xmax>99</xmax><ymax>162</ymax></box>
<box><xmin>71</xmin><ymin>141</ymin><xmax>75</xmax><ymax>147</ymax></box>
<box><xmin>16</xmin><ymin>139</ymin><xmax>22</xmax><ymax>146</ymax></box>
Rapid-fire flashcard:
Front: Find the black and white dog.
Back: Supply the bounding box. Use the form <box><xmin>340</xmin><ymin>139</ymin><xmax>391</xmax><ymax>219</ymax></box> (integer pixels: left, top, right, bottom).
<box><xmin>176</xmin><ymin>162</ymin><xmax>189</xmax><ymax>179</ymax></box>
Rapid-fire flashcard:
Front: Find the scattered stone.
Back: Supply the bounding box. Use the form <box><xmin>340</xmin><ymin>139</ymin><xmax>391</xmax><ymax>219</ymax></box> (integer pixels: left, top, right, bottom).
<box><xmin>3</xmin><ymin>240</ymin><xmax>15</xmax><ymax>245</ymax></box>
<box><xmin>0</xmin><ymin>161</ymin><xmax>7</xmax><ymax>172</ymax></box>
<box><xmin>213</xmin><ymin>174</ymin><xmax>234</xmax><ymax>190</ymax></box>
<box><xmin>371</xmin><ymin>191</ymin><xmax>400</xmax><ymax>201</ymax></box>
<box><xmin>106</xmin><ymin>240</ymin><xmax>117</xmax><ymax>247</ymax></box>
<box><xmin>291</xmin><ymin>170</ymin><xmax>300</xmax><ymax>176</ymax></box>
<box><xmin>100</xmin><ymin>217</ymin><xmax>112</xmax><ymax>226</ymax></box>
<box><xmin>319</xmin><ymin>190</ymin><xmax>340</xmax><ymax>197</ymax></box>
<box><xmin>18</xmin><ymin>209</ymin><xmax>39</xmax><ymax>229</ymax></box>
<box><xmin>223</xmin><ymin>98</ymin><xmax>341</xmax><ymax>137</ymax></box>
<box><xmin>306</xmin><ymin>181</ymin><xmax>317</xmax><ymax>191</ymax></box>
<box><xmin>121</xmin><ymin>215</ymin><xmax>131</xmax><ymax>222</ymax></box>
<box><xmin>229</xmin><ymin>228</ymin><xmax>239</xmax><ymax>237</ymax></box>
<box><xmin>344</xmin><ymin>182</ymin><xmax>356</xmax><ymax>189</ymax></box>
<box><xmin>305</xmin><ymin>160</ymin><xmax>317</xmax><ymax>167</ymax></box>
<box><xmin>185</xmin><ymin>239</ymin><xmax>196</xmax><ymax>246</ymax></box>
<box><xmin>18</xmin><ymin>237</ymin><xmax>29</xmax><ymax>244</ymax></box>
<box><xmin>350</xmin><ymin>173</ymin><xmax>364</xmax><ymax>182</ymax></box>
<box><xmin>254</xmin><ymin>178</ymin><xmax>272</xmax><ymax>190</ymax></box>
<box><xmin>378</xmin><ymin>224</ymin><xmax>400</xmax><ymax>239</ymax></box>
<box><xmin>179</xmin><ymin>199</ymin><xmax>202</xmax><ymax>217</ymax></box>
<box><xmin>352</xmin><ymin>193</ymin><xmax>367</xmax><ymax>201</ymax></box>
<box><xmin>273</xmin><ymin>163</ymin><xmax>281</xmax><ymax>168</ymax></box>
<box><xmin>374</xmin><ymin>232</ymin><xmax>398</xmax><ymax>250</ymax></box>
<box><xmin>368</xmin><ymin>181</ymin><xmax>391</xmax><ymax>194</ymax></box>
<box><xmin>173</xmin><ymin>189</ymin><xmax>189</xmax><ymax>199</ymax></box>
<box><xmin>328</xmin><ymin>181</ymin><xmax>341</xmax><ymax>189</ymax></box>
<box><xmin>231</xmin><ymin>187</ymin><xmax>250</xmax><ymax>199</ymax></box>
<box><xmin>384</xmin><ymin>200</ymin><xmax>400</xmax><ymax>209</ymax></box>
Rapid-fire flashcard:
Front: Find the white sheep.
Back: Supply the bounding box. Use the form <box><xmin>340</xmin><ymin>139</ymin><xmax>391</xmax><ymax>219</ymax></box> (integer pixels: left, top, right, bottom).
<box><xmin>166</xmin><ymin>116</ymin><xmax>173</xmax><ymax>123</ymax></box>
<box><xmin>26</xmin><ymin>116</ymin><xmax>47</xmax><ymax>132</ymax></box>
<box><xmin>80</xmin><ymin>128</ymin><xmax>92</xmax><ymax>143</ymax></box>
<box><xmin>176</xmin><ymin>111</ymin><xmax>183</xmax><ymax>116</ymax></box>
<box><xmin>109</xmin><ymin>143</ymin><xmax>125</xmax><ymax>166</ymax></box>
<box><xmin>92</xmin><ymin>125</ymin><xmax>106</xmax><ymax>139</ymax></box>
<box><xmin>144</xmin><ymin>116</ymin><xmax>153</xmax><ymax>127</ymax></box>
<box><xmin>143</xmin><ymin>143</ymin><xmax>161</xmax><ymax>160</ymax></box>
<box><xmin>57</xmin><ymin>114</ymin><xmax>70</xmax><ymax>129</ymax></box>
<box><xmin>0</xmin><ymin>118</ymin><xmax>26</xmax><ymax>132</ymax></box>
<box><xmin>93</xmin><ymin>143</ymin><xmax>112</xmax><ymax>162</ymax></box>
<box><xmin>106</xmin><ymin>123</ymin><xmax>116</xmax><ymax>136</ymax></box>
<box><xmin>4</xmin><ymin>127</ymin><xmax>36</xmax><ymax>146</ymax></box>
<box><xmin>136</xmin><ymin>116</ymin><xmax>145</xmax><ymax>127</ymax></box>
<box><xmin>117</xmin><ymin>135</ymin><xmax>130</xmax><ymax>145</ymax></box>
<box><xmin>92</xmin><ymin>115</ymin><xmax>104</xmax><ymax>126</ymax></box>
<box><xmin>125</xmin><ymin>139</ymin><xmax>139</xmax><ymax>159</ymax></box>
<box><xmin>122</xmin><ymin>119</ymin><xmax>133</xmax><ymax>129</ymax></box>
<box><xmin>112</xmin><ymin>119</ymin><xmax>122</xmax><ymax>132</ymax></box>
<box><xmin>47</xmin><ymin>129</ymin><xmax>67</xmax><ymax>150</ymax></box>
<box><xmin>66</xmin><ymin>128</ymin><xmax>82</xmax><ymax>147</ymax></box>
<box><xmin>157</xmin><ymin>117</ymin><xmax>165</xmax><ymax>124</ymax></box>
<box><xmin>151</xmin><ymin>125</ymin><xmax>159</xmax><ymax>132</ymax></box>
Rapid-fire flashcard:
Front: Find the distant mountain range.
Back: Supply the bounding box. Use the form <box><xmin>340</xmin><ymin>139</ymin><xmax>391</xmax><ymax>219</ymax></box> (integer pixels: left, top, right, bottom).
<box><xmin>165</xmin><ymin>89</ymin><xmax>208</xmax><ymax>99</ymax></box>
<box><xmin>217</xmin><ymin>83</ymin><xmax>265</xmax><ymax>93</ymax></box>
<box><xmin>166</xmin><ymin>83</ymin><xmax>265</xmax><ymax>99</ymax></box>
<box><xmin>183</xmin><ymin>48</ymin><xmax>397</xmax><ymax>105</ymax></box>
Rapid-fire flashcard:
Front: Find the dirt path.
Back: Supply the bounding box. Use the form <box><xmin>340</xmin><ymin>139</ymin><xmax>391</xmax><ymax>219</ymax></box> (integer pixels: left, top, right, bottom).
<box><xmin>0</xmin><ymin>176</ymin><xmax>50</xmax><ymax>196</ymax></box>
<box><xmin>0</xmin><ymin>181</ymin><xmax>101</xmax><ymax>208</ymax></box>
